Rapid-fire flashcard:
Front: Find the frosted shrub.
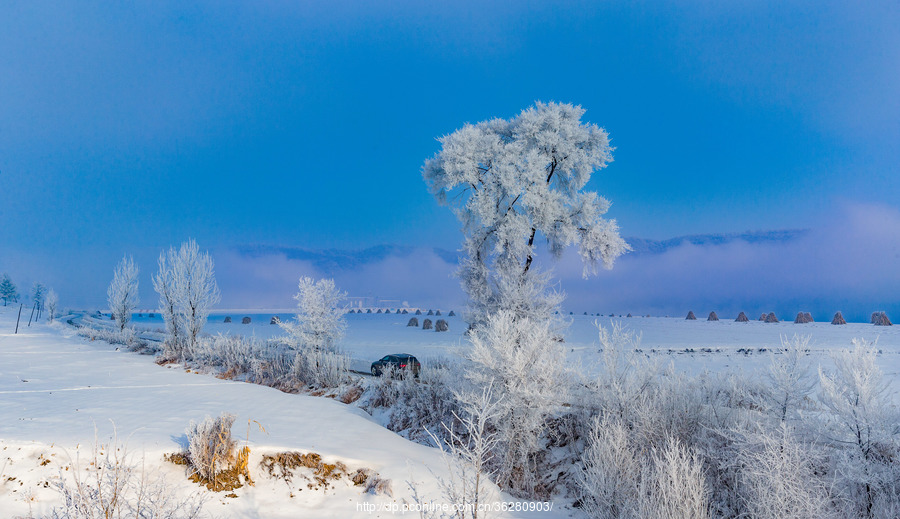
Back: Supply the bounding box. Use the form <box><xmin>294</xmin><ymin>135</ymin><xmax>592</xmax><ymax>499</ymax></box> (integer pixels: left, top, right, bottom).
<box><xmin>761</xmin><ymin>334</ymin><xmax>815</xmax><ymax>423</ymax></box>
<box><xmin>76</xmin><ymin>325</ymin><xmax>158</xmax><ymax>354</ymax></box>
<box><xmin>736</xmin><ymin>424</ymin><xmax>833</xmax><ymax>519</ymax></box>
<box><xmin>578</xmin><ymin>416</ymin><xmax>641</xmax><ymax>518</ymax></box>
<box><xmin>368</xmin><ymin>360</ymin><xmax>461</xmax><ymax>443</ymax></box>
<box><xmin>51</xmin><ymin>433</ymin><xmax>205</xmax><ymax>519</ymax></box>
<box><xmin>637</xmin><ymin>438</ymin><xmax>710</xmax><ymax>519</ymax></box>
<box><xmin>466</xmin><ymin>310</ymin><xmax>567</xmax><ymax>497</ymax></box>
<box><xmin>186</xmin><ymin>413</ymin><xmax>237</xmax><ymax>481</ymax></box>
<box><xmin>293</xmin><ymin>347</ymin><xmax>351</xmax><ymax>388</ymax></box>
<box><xmin>819</xmin><ymin>338</ymin><xmax>899</xmax><ymax>517</ymax></box>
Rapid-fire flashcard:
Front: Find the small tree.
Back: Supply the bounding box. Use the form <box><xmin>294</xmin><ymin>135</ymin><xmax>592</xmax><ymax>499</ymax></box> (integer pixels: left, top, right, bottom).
<box><xmin>280</xmin><ymin>277</ymin><xmax>347</xmax><ymax>352</ymax></box>
<box><xmin>32</xmin><ymin>282</ymin><xmax>47</xmax><ymax>316</ymax></box>
<box><xmin>153</xmin><ymin>240</ymin><xmax>220</xmax><ymax>358</ymax></box>
<box><xmin>0</xmin><ymin>273</ymin><xmax>18</xmax><ymax>306</ymax></box>
<box><xmin>423</xmin><ymin>101</ymin><xmax>630</xmax><ymax>326</ymax></box>
<box><xmin>108</xmin><ymin>255</ymin><xmax>140</xmax><ymax>331</ymax></box>
<box><xmin>45</xmin><ymin>289</ymin><xmax>59</xmax><ymax>323</ymax></box>
<box><xmin>279</xmin><ymin>277</ymin><xmax>348</xmax><ymax>387</ymax></box>
<box><xmin>173</xmin><ymin>240</ymin><xmax>220</xmax><ymax>353</ymax></box>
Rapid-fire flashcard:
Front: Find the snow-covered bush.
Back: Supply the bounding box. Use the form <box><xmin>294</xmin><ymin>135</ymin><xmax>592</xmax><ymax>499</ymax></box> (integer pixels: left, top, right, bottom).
<box><xmin>465</xmin><ymin>310</ymin><xmax>567</xmax><ymax>497</ymax></box>
<box><xmin>578</xmin><ymin>418</ymin><xmax>709</xmax><ymax>519</ymax></box>
<box><xmin>367</xmin><ymin>359</ymin><xmax>461</xmax><ymax>443</ymax></box>
<box><xmin>735</xmin><ymin>424</ymin><xmax>833</xmax><ymax>519</ymax></box>
<box><xmin>760</xmin><ymin>334</ymin><xmax>815</xmax><ymax>423</ymax></box>
<box><xmin>818</xmin><ymin>338</ymin><xmax>900</xmax><ymax>517</ymax></box>
<box><xmin>186</xmin><ymin>413</ymin><xmax>237</xmax><ymax>482</ymax></box>
<box><xmin>292</xmin><ymin>346</ymin><xmax>351</xmax><ymax>388</ymax></box>
<box><xmin>50</xmin><ymin>433</ymin><xmax>205</xmax><ymax>519</ymax></box>
<box><xmin>76</xmin><ymin>324</ymin><xmax>158</xmax><ymax>353</ymax></box>
<box><xmin>107</xmin><ymin>255</ymin><xmax>139</xmax><ymax>332</ymax></box>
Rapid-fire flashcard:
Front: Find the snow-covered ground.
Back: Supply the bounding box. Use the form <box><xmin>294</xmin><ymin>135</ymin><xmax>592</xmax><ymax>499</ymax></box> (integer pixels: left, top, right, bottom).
<box><xmin>3</xmin><ymin>305</ymin><xmax>899</xmax><ymax>517</ymax></box>
<box><xmin>0</xmin><ymin>307</ymin><xmax>557</xmax><ymax>518</ymax></box>
<box><xmin>150</xmin><ymin>310</ymin><xmax>900</xmax><ymax>380</ymax></box>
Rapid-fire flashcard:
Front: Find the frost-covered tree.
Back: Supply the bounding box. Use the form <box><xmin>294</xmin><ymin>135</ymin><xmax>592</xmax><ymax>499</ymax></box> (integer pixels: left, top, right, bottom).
<box><xmin>45</xmin><ymin>289</ymin><xmax>59</xmax><ymax>323</ymax></box>
<box><xmin>279</xmin><ymin>277</ymin><xmax>349</xmax><ymax>387</ymax></box>
<box><xmin>31</xmin><ymin>281</ymin><xmax>46</xmax><ymax>306</ymax></box>
<box><xmin>423</xmin><ymin>101</ymin><xmax>630</xmax><ymax>324</ymax></box>
<box><xmin>280</xmin><ymin>277</ymin><xmax>347</xmax><ymax>352</ymax></box>
<box><xmin>153</xmin><ymin>240</ymin><xmax>220</xmax><ymax>359</ymax></box>
<box><xmin>465</xmin><ymin>310</ymin><xmax>567</xmax><ymax>496</ymax></box>
<box><xmin>153</xmin><ymin>247</ymin><xmax>183</xmax><ymax>356</ymax></box>
<box><xmin>0</xmin><ymin>273</ymin><xmax>18</xmax><ymax>305</ymax></box>
<box><xmin>762</xmin><ymin>334</ymin><xmax>815</xmax><ymax>423</ymax></box>
<box><xmin>108</xmin><ymin>255</ymin><xmax>140</xmax><ymax>331</ymax></box>
<box><xmin>818</xmin><ymin>338</ymin><xmax>899</xmax><ymax>517</ymax></box>
<box><xmin>173</xmin><ymin>240</ymin><xmax>220</xmax><ymax>353</ymax></box>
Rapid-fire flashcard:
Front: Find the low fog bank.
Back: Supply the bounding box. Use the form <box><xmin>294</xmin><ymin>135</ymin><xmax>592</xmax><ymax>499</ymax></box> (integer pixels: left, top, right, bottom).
<box><xmin>4</xmin><ymin>203</ymin><xmax>899</xmax><ymax>323</ymax></box>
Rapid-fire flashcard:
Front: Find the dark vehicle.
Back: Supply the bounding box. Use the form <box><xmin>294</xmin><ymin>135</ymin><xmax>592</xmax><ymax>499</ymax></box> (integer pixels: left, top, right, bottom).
<box><xmin>371</xmin><ymin>354</ymin><xmax>421</xmax><ymax>377</ymax></box>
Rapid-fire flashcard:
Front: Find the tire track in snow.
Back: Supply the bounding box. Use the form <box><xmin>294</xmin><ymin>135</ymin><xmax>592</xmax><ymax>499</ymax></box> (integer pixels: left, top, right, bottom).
<box><xmin>0</xmin><ymin>382</ymin><xmax>223</xmax><ymax>395</ymax></box>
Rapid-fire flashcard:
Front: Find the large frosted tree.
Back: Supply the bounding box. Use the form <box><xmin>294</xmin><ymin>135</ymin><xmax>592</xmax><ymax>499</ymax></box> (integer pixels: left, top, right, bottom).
<box><xmin>422</xmin><ymin>101</ymin><xmax>630</xmax><ymax>324</ymax></box>
<box><xmin>108</xmin><ymin>255</ymin><xmax>140</xmax><ymax>331</ymax></box>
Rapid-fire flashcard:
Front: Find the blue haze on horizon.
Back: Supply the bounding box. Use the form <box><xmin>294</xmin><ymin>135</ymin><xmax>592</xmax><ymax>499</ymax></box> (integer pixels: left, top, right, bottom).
<box><xmin>1</xmin><ymin>1</ymin><xmax>899</xmax><ymax>317</ymax></box>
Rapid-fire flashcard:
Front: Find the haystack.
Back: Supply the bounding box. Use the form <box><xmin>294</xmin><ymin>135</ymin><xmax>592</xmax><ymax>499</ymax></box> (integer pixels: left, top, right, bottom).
<box><xmin>735</xmin><ymin>312</ymin><xmax>749</xmax><ymax>322</ymax></box>
<box><xmin>794</xmin><ymin>312</ymin><xmax>813</xmax><ymax>324</ymax></box>
<box><xmin>396</xmin><ymin>309</ymin><xmax>402</xmax><ymax>314</ymax></box>
<box><xmin>831</xmin><ymin>312</ymin><xmax>847</xmax><ymax>325</ymax></box>
<box><xmin>401</xmin><ymin>309</ymin><xmax>408</xmax><ymax>314</ymax></box>
<box><xmin>435</xmin><ymin>310</ymin><xmax>441</xmax><ymax>316</ymax></box>
<box><xmin>759</xmin><ymin>313</ymin><xmax>766</xmax><ymax>321</ymax></box>
<box><xmin>366</xmin><ymin>309</ymin><xmax>373</xmax><ymax>314</ymax></box>
<box><xmin>415</xmin><ymin>309</ymin><xmax>422</xmax><ymax>315</ymax></box>
<box><xmin>407</xmin><ymin>317</ymin><xmax>419</xmax><ymax>327</ymax></box>
<box><xmin>872</xmin><ymin>311</ymin><xmax>893</xmax><ymax>326</ymax></box>
<box><xmin>224</xmin><ymin>316</ymin><xmax>232</xmax><ymax>323</ymax></box>
<box><xmin>241</xmin><ymin>316</ymin><xmax>251</xmax><ymax>324</ymax></box>
<box><xmin>448</xmin><ymin>310</ymin><xmax>456</xmax><ymax>316</ymax></box>
<box><xmin>427</xmin><ymin>310</ymin><xmax>434</xmax><ymax>316</ymax></box>
<box><xmin>708</xmin><ymin>311</ymin><xmax>719</xmax><ymax>321</ymax></box>
<box><xmin>627</xmin><ymin>313</ymin><xmax>633</xmax><ymax>318</ymax></box>
<box><xmin>765</xmin><ymin>312</ymin><xmax>779</xmax><ymax>323</ymax></box>
<box><xmin>685</xmin><ymin>311</ymin><xmax>697</xmax><ymax>320</ymax></box>
<box><xmin>422</xmin><ymin>318</ymin><xmax>433</xmax><ymax>330</ymax></box>
<box><xmin>376</xmin><ymin>309</ymin><xmax>383</xmax><ymax>314</ymax></box>
<box><xmin>435</xmin><ymin>319</ymin><xmax>449</xmax><ymax>332</ymax></box>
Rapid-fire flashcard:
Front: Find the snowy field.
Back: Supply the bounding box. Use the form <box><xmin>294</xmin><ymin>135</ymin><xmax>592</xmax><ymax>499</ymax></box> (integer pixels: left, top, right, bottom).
<box><xmin>139</xmin><ymin>309</ymin><xmax>900</xmax><ymax>381</ymax></box>
<box><xmin>0</xmin><ymin>306</ymin><xmax>554</xmax><ymax>519</ymax></box>
<box><xmin>3</xmin><ymin>305</ymin><xmax>899</xmax><ymax>517</ymax></box>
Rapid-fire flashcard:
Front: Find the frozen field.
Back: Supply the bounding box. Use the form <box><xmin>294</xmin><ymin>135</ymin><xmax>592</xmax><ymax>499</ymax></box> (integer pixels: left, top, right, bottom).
<box><xmin>134</xmin><ymin>310</ymin><xmax>900</xmax><ymax>380</ymax></box>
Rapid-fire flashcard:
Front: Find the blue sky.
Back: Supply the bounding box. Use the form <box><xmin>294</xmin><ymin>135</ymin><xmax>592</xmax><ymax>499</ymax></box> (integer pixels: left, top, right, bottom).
<box><xmin>1</xmin><ymin>1</ymin><xmax>899</xmax><ymax>312</ymax></box>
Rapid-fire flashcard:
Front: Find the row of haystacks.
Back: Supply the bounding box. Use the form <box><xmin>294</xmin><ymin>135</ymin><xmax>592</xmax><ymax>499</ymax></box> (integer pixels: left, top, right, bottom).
<box><xmin>406</xmin><ymin>317</ymin><xmax>449</xmax><ymax>332</ymax></box>
<box><xmin>346</xmin><ymin>308</ymin><xmax>455</xmax><ymax>316</ymax></box>
<box><xmin>683</xmin><ymin>310</ymin><xmax>890</xmax><ymax>325</ymax></box>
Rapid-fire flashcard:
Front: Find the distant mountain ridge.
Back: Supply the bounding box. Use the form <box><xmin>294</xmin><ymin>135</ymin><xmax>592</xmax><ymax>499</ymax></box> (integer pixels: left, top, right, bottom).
<box><xmin>237</xmin><ymin>229</ymin><xmax>808</xmax><ymax>271</ymax></box>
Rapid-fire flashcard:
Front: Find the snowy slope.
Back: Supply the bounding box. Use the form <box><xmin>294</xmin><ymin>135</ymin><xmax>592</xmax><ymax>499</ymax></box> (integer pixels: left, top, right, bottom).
<box><xmin>0</xmin><ymin>307</ymin><xmax>561</xmax><ymax>518</ymax></box>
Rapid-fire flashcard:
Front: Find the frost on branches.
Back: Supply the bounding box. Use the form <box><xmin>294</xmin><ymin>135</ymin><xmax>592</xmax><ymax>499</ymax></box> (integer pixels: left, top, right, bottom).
<box><xmin>422</xmin><ymin>101</ymin><xmax>630</xmax><ymax>324</ymax></box>
<box><xmin>152</xmin><ymin>240</ymin><xmax>220</xmax><ymax>359</ymax></box>
<box><xmin>107</xmin><ymin>255</ymin><xmax>139</xmax><ymax>331</ymax></box>
<box><xmin>279</xmin><ymin>277</ymin><xmax>349</xmax><ymax>387</ymax></box>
